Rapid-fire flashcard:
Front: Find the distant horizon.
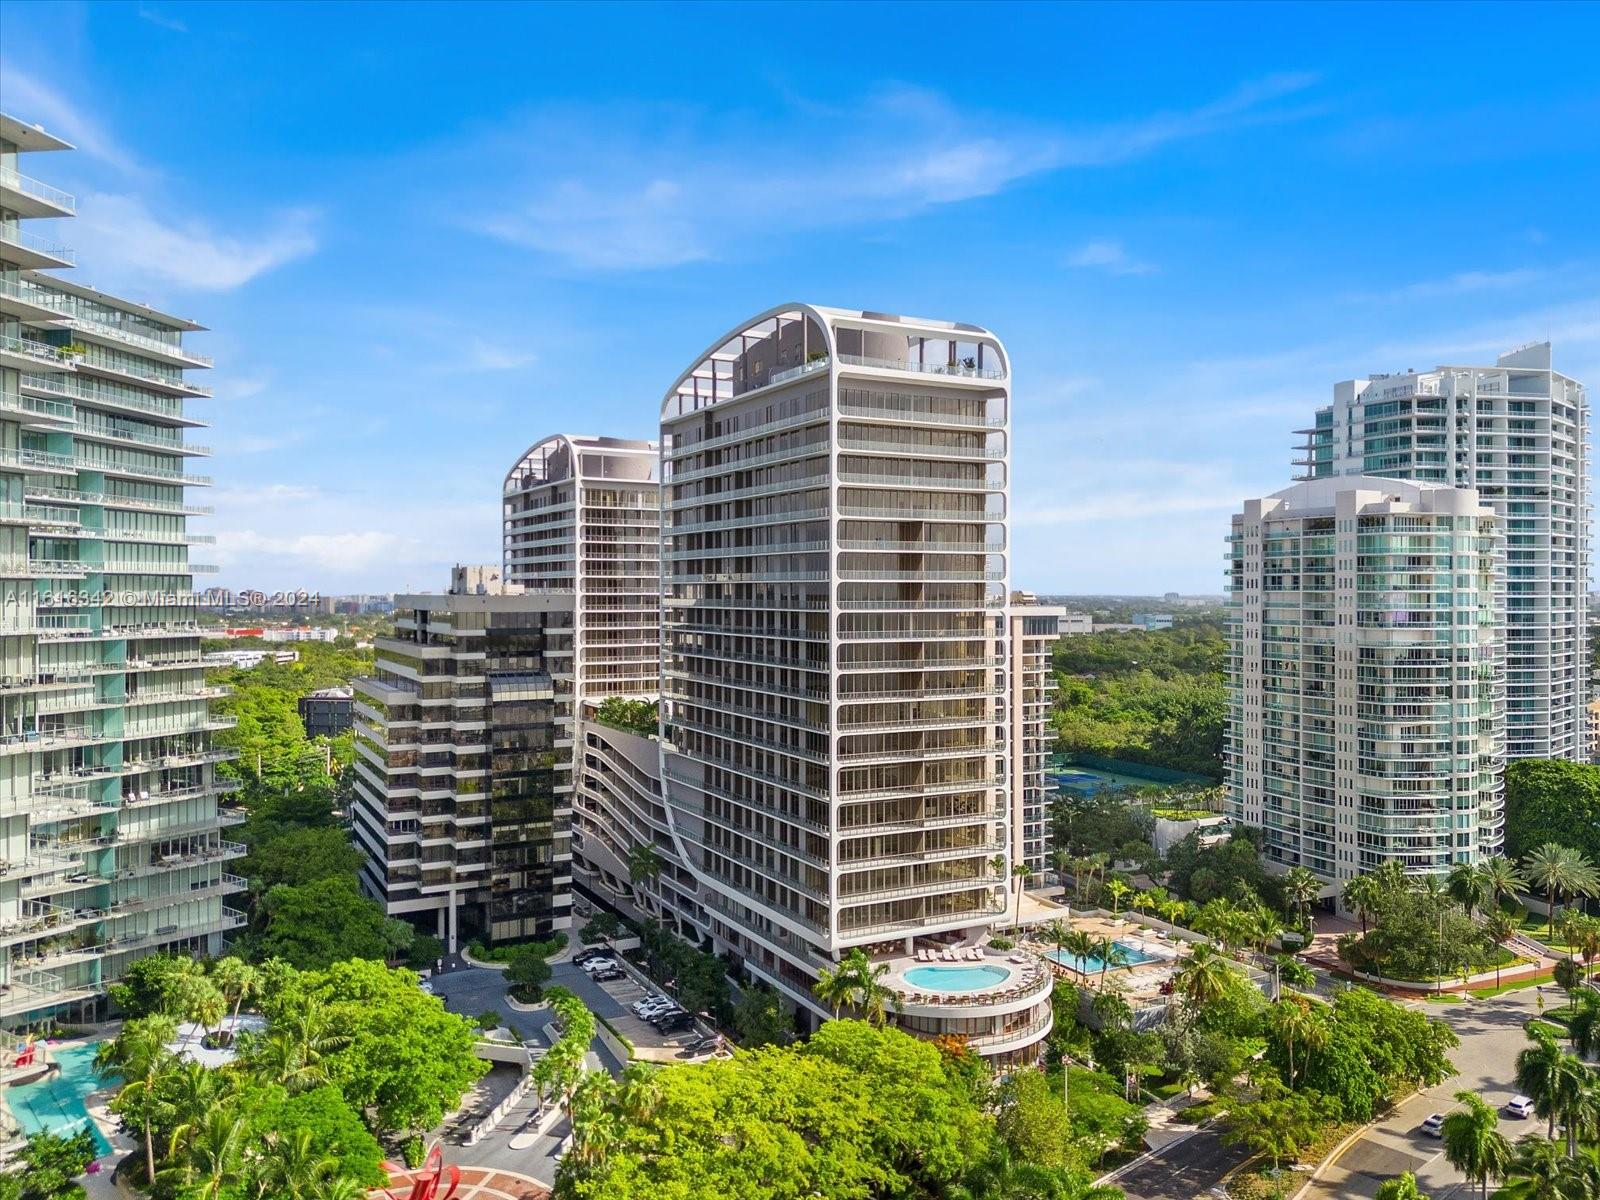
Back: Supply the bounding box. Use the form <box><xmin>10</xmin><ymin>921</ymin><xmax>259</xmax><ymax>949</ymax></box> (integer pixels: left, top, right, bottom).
<box><xmin>3</xmin><ymin>1</ymin><xmax>1595</xmax><ymax>593</ymax></box>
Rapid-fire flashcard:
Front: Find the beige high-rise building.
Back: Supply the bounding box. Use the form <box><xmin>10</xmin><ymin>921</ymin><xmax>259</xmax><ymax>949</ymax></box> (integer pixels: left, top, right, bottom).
<box><xmin>1225</xmin><ymin>477</ymin><xmax>1505</xmax><ymax>889</ymax></box>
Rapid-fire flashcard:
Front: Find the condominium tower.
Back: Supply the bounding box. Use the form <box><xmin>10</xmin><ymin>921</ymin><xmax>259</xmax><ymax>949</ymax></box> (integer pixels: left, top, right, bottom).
<box><xmin>654</xmin><ymin>304</ymin><xmax>1052</xmax><ymax>1058</ymax></box>
<box><xmin>1225</xmin><ymin>478</ymin><xmax>1505</xmax><ymax>888</ymax></box>
<box><xmin>351</xmin><ymin>584</ymin><xmax>575</xmax><ymax>948</ymax></box>
<box><xmin>1</xmin><ymin>112</ymin><xmax>241</xmax><ymax>1026</ymax></box>
<box><xmin>500</xmin><ymin>435</ymin><xmax>665</xmax><ymax>903</ymax></box>
<box><xmin>1296</xmin><ymin>344</ymin><xmax>1588</xmax><ymax>760</ymax></box>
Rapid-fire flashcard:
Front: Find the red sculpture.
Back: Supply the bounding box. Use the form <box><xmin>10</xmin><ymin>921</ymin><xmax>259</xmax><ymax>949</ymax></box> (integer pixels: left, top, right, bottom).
<box><xmin>379</xmin><ymin>1144</ymin><xmax>461</xmax><ymax>1200</ymax></box>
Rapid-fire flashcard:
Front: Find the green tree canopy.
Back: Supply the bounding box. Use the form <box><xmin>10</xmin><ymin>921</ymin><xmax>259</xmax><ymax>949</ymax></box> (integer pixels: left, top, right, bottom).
<box><xmin>1505</xmin><ymin>760</ymin><xmax>1600</xmax><ymax>863</ymax></box>
<box><xmin>254</xmin><ymin>875</ymin><xmax>405</xmax><ymax>970</ymax></box>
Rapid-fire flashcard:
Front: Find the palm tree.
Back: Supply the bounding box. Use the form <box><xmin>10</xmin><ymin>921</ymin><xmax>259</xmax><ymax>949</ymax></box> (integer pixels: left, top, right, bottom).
<box><xmin>1374</xmin><ymin>1173</ymin><xmax>1430</xmax><ymax>1200</ymax></box>
<box><xmin>1342</xmin><ymin>874</ymin><xmax>1381</xmax><ymax>935</ymax></box>
<box><xmin>1448</xmin><ymin>863</ymin><xmax>1491</xmax><ymax>922</ymax></box>
<box><xmin>1571</xmin><ymin>913</ymin><xmax>1600</xmax><ymax>985</ymax></box>
<box><xmin>1172</xmin><ymin>943</ymin><xmax>1234</xmax><ymax>1010</ymax></box>
<box><xmin>1481</xmin><ymin>855</ymin><xmax>1528</xmax><ymax>915</ymax></box>
<box><xmin>1283</xmin><ymin>866</ymin><xmax>1321</xmax><ymax>930</ymax></box>
<box><xmin>1042</xmin><ymin>918</ymin><xmax>1071</xmax><ymax>961</ymax></box>
<box><xmin>210</xmin><ymin>957</ymin><xmax>259</xmax><ymax>1034</ymax></box>
<box><xmin>1496</xmin><ymin>1135</ymin><xmax>1564</xmax><ymax>1200</ymax></box>
<box><xmin>1052</xmin><ymin>849</ymin><xmax>1072</xmax><ymax>896</ymax></box>
<box><xmin>952</xmin><ymin>1144</ymin><xmax>1122</xmax><ymax>1200</ymax></box>
<box><xmin>627</xmin><ymin>842</ymin><xmax>664</xmax><ymax>911</ymax></box>
<box><xmin>97</xmin><ymin>1015</ymin><xmax>178</xmax><ymax>1185</ymax></box>
<box><xmin>1104</xmin><ymin>877</ymin><xmax>1130</xmax><ymax>916</ymax></box>
<box><xmin>162</xmin><ymin>1109</ymin><xmax>246</xmax><ymax>1200</ymax></box>
<box><xmin>1483</xmin><ymin>909</ymin><xmax>1518</xmax><ymax>991</ymax></box>
<box><xmin>854</xmin><ymin>959</ymin><xmax>904</xmax><ymax>1029</ymax></box>
<box><xmin>248</xmin><ymin>1128</ymin><xmax>342</xmax><ymax>1200</ymax></box>
<box><xmin>1571</xmin><ymin>992</ymin><xmax>1600</xmax><ymax>1061</ymax></box>
<box><xmin>1011</xmin><ymin>862</ymin><xmax>1033</xmax><ymax>928</ymax></box>
<box><xmin>1523</xmin><ymin>843</ymin><xmax>1600</xmax><ymax>944</ymax></box>
<box><xmin>1062</xmin><ymin>929</ymin><xmax>1097</xmax><ymax>975</ymax></box>
<box><xmin>1270</xmin><ymin>995</ymin><xmax>1329</xmax><ymax>1089</ymax></box>
<box><xmin>1095</xmin><ymin>935</ymin><xmax>1126</xmax><ymax>989</ymax></box>
<box><xmin>1441</xmin><ymin>1091</ymin><xmax>1511</xmax><ymax>1199</ymax></box>
<box><xmin>812</xmin><ymin>960</ymin><xmax>856</xmax><ymax>1019</ymax></box>
<box><xmin>1516</xmin><ymin>1028</ymin><xmax>1590</xmax><ymax>1150</ymax></box>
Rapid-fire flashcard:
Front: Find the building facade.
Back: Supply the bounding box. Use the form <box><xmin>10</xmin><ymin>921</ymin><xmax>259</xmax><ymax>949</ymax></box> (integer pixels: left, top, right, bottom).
<box><xmin>1225</xmin><ymin>478</ymin><xmax>1505</xmax><ymax>890</ymax></box>
<box><xmin>650</xmin><ymin>304</ymin><xmax>1052</xmax><ymax>1059</ymax></box>
<box><xmin>350</xmin><ymin>587</ymin><xmax>575</xmax><ymax>948</ymax></box>
<box><xmin>1</xmin><ymin>112</ymin><xmax>242</xmax><ymax>1026</ymax></box>
<box><xmin>1009</xmin><ymin>593</ymin><xmax>1065</xmax><ymax>877</ymax></box>
<box><xmin>500</xmin><ymin>435</ymin><xmax>667</xmax><ymax>908</ymax></box>
<box><xmin>298</xmin><ymin>686</ymin><xmax>354</xmax><ymax>738</ymax></box>
<box><xmin>1296</xmin><ymin>344</ymin><xmax>1588</xmax><ymax>761</ymax></box>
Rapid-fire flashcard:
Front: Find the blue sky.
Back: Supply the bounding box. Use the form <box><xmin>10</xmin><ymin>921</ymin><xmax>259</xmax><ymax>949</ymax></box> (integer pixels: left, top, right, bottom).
<box><xmin>3</xmin><ymin>1</ymin><xmax>1598</xmax><ymax>596</ymax></box>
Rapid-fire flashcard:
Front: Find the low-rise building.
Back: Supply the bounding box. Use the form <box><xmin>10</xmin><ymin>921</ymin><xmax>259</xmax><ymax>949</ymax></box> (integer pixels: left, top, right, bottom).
<box><xmin>298</xmin><ymin>686</ymin><xmax>354</xmax><ymax>738</ymax></box>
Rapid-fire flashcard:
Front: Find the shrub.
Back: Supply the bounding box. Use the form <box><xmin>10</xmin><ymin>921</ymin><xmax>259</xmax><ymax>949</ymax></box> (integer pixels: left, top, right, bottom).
<box><xmin>401</xmin><ymin>1135</ymin><xmax>425</xmax><ymax>1169</ymax></box>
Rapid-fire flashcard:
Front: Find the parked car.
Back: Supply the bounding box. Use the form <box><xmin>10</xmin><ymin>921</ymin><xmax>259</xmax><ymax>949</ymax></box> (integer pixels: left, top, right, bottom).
<box><xmin>1420</xmin><ymin>1113</ymin><xmax>1446</xmax><ymax>1138</ymax></box>
<box><xmin>580</xmin><ymin>958</ymin><xmax>620</xmax><ymax>974</ymax></box>
<box><xmin>633</xmin><ymin>996</ymin><xmax>676</xmax><ymax>1017</ymax></box>
<box><xmin>1506</xmin><ymin>1096</ymin><xmax>1536</xmax><ymax>1119</ymax></box>
<box><xmin>572</xmin><ymin>947</ymin><xmax>613</xmax><ymax>965</ymax></box>
<box><xmin>653</xmin><ymin>1011</ymin><xmax>695</xmax><ymax>1033</ymax></box>
<box><xmin>590</xmin><ymin>968</ymin><xmax>625</xmax><ymax>982</ymax></box>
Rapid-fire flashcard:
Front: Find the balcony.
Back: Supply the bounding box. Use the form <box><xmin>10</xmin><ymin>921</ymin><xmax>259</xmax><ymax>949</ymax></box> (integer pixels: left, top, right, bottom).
<box><xmin>0</xmin><ymin>332</ymin><xmax>75</xmax><ymax>374</ymax></box>
<box><xmin>0</xmin><ymin>168</ymin><xmax>75</xmax><ymax>217</ymax></box>
<box><xmin>0</xmin><ymin>223</ymin><xmax>74</xmax><ymax>269</ymax></box>
<box><xmin>836</xmin><ymin>353</ymin><xmax>1004</xmax><ymax>382</ymax></box>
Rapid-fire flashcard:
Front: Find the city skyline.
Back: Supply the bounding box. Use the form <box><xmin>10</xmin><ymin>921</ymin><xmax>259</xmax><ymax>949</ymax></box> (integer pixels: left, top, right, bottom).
<box><xmin>2</xmin><ymin>2</ymin><xmax>1596</xmax><ymax>595</ymax></box>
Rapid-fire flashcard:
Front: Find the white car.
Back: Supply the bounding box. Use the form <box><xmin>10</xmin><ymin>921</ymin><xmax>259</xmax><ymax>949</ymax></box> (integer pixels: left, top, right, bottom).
<box><xmin>1506</xmin><ymin>1096</ymin><xmax>1536</xmax><ymax>1119</ymax></box>
<box><xmin>1420</xmin><ymin>1113</ymin><xmax>1446</xmax><ymax>1138</ymax></box>
<box><xmin>580</xmin><ymin>958</ymin><xmax>619</xmax><ymax>974</ymax></box>
<box><xmin>632</xmin><ymin>997</ymin><xmax>675</xmax><ymax>1016</ymax></box>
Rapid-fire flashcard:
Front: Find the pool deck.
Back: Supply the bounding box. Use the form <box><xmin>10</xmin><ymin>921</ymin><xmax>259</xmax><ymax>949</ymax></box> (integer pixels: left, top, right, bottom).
<box><xmin>0</xmin><ymin>1032</ymin><xmax>132</xmax><ymax>1180</ymax></box>
<box><xmin>885</xmin><ymin>947</ymin><xmax>1052</xmax><ymax>1008</ymax></box>
<box><xmin>1026</xmin><ymin>915</ymin><xmax>1185</xmax><ymax>1002</ymax></box>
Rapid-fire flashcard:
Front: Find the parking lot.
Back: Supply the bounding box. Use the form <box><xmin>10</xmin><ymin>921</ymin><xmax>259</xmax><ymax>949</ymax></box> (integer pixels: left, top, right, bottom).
<box><xmin>569</xmin><ymin>948</ymin><xmax>724</xmax><ymax>1061</ymax></box>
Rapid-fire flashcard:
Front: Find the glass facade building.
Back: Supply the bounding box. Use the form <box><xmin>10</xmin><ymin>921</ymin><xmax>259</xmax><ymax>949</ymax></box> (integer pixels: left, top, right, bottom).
<box><xmin>1</xmin><ymin>112</ymin><xmax>241</xmax><ymax>1026</ymax></box>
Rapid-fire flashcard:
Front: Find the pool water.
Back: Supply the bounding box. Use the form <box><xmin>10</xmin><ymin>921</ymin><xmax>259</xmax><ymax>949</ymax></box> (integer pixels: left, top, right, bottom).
<box><xmin>1045</xmin><ymin>941</ymin><xmax>1161</xmax><ymax>976</ymax></box>
<box><xmin>903</xmin><ymin>964</ymin><xmax>1011</xmax><ymax>991</ymax></box>
<box><xmin>4</xmin><ymin>1041</ymin><xmax>114</xmax><ymax>1157</ymax></box>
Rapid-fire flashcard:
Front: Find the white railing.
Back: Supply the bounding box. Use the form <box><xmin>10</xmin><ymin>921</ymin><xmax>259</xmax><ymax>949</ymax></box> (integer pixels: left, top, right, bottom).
<box><xmin>0</xmin><ymin>224</ymin><xmax>74</xmax><ymax>263</ymax></box>
<box><xmin>837</xmin><ymin>353</ymin><xmax>1004</xmax><ymax>381</ymax></box>
<box><xmin>0</xmin><ymin>333</ymin><xmax>72</xmax><ymax>366</ymax></box>
<box><xmin>0</xmin><ymin>168</ymin><xmax>75</xmax><ymax>211</ymax></box>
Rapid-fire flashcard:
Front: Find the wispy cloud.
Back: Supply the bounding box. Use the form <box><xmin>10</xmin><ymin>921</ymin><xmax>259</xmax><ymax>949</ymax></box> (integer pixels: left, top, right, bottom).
<box><xmin>0</xmin><ymin>63</ymin><xmax>145</xmax><ymax>175</ymax></box>
<box><xmin>1065</xmin><ymin>239</ymin><xmax>1156</xmax><ymax>276</ymax></box>
<box><xmin>469</xmin><ymin>74</ymin><xmax>1321</xmax><ymax>271</ymax></box>
<box><xmin>465</xmin><ymin>338</ymin><xmax>537</xmax><ymax>371</ymax></box>
<box><xmin>72</xmin><ymin>193</ymin><xmax>318</xmax><ymax>290</ymax></box>
<box><xmin>137</xmin><ymin>7</ymin><xmax>188</xmax><ymax>32</ymax></box>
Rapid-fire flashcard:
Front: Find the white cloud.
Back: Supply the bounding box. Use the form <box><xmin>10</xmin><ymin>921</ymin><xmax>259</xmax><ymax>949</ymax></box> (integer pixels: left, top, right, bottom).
<box><xmin>137</xmin><ymin>7</ymin><xmax>188</xmax><ymax>32</ymax></box>
<box><xmin>72</xmin><ymin>193</ymin><xmax>318</xmax><ymax>290</ymax></box>
<box><xmin>0</xmin><ymin>63</ymin><xmax>145</xmax><ymax>175</ymax></box>
<box><xmin>468</xmin><ymin>74</ymin><xmax>1320</xmax><ymax>271</ymax></box>
<box><xmin>1065</xmin><ymin>239</ymin><xmax>1156</xmax><ymax>276</ymax></box>
<box><xmin>465</xmin><ymin>338</ymin><xmax>537</xmax><ymax>371</ymax></box>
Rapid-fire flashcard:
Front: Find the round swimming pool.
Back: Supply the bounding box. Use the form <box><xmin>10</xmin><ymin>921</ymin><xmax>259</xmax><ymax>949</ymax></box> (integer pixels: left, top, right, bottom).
<box><xmin>903</xmin><ymin>963</ymin><xmax>1012</xmax><ymax>992</ymax></box>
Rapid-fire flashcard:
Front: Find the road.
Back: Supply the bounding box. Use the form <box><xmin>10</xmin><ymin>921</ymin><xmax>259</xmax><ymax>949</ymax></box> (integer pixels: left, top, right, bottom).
<box><xmin>1302</xmin><ymin>986</ymin><xmax>1549</xmax><ymax>1199</ymax></box>
<box><xmin>426</xmin><ymin>958</ymin><xmax>628</xmax><ymax>1185</ymax></box>
<box><xmin>1106</xmin><ymin>1129</ymin><xmax>1251</xmax><ymax>1200</ymax></box>
<box><xmin>1115</xmin><ymin>985</ymin><xmax>1551</xmax><ymax>1200</ymax></box>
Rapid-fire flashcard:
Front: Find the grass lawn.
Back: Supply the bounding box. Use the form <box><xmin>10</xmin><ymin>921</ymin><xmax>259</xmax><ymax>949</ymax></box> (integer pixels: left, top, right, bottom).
<box><xmin>1467</xmin><ymin>975</ymin><xmax>1551</xmax><ymax>998</ymax></box>
<box><xmin>1424</xmin><ymin>993</ymin><xmax>1464</xmax><ymax>1004</ymax></box>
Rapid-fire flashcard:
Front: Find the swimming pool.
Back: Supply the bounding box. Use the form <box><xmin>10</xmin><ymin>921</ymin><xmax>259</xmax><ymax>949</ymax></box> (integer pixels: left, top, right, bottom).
<box><xmin>4</xmin><ymin>1041</ymin><xmax>114</xmax><ymax>1157</ymax></box>
<box><xmin>1044</xmin><ymin>941</ymin><xmax>1161</xmax><ymax>976</ymax></box>
<box><xmin>903</xmin><ymin>964</ymin><xmax>1012</xmax><ymax>992</ymax></box>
